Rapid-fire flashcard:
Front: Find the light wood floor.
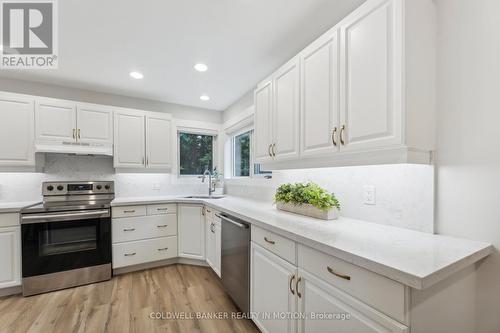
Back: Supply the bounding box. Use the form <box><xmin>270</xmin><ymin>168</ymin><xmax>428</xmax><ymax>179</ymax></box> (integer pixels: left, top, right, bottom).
<box><xmin>0</xmin><ymin>264</ymin><xmax>260</xmax><ymax>333</ymax></box>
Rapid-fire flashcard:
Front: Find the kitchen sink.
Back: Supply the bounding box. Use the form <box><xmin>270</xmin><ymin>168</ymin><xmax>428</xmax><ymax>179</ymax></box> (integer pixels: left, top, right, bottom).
<box><xmin>183</xmin><ymin>195</ymin><xmax>225</xmax><ymax>199</ymax></box>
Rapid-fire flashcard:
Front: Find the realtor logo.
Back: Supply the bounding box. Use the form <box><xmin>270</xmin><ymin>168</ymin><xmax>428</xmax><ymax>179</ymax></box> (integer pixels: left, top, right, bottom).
<box><xmin>0</xmin><ymin>0</ymin><xmax>58</xmax><ymax>69</ymax></box>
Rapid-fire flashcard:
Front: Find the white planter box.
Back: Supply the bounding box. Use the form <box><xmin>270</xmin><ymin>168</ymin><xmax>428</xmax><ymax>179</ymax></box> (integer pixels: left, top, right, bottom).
<box><xmin>276</xmin><ymin>202</ymin><xmax>338</xmax><ymax>220</ymax></box>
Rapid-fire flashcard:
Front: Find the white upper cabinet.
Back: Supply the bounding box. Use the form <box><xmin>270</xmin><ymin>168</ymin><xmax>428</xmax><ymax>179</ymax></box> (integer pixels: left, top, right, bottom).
<box><xmin>339</xmin><ymin>0</ymin><xmax>402</xmax><ymax>151</ymax></box>
<box><xmin>114</xmin><ymin>110</ymin><xmax>172</xmax><ymax>170</ymax></box>
<box><xmin>273</xmin><ymin>58</ymin><xmax>300</xmax><ymax>161</ymax></box>
<box><xmin>0</xmin><ymin>93</ymin><xmax>35</xmax><ymax>166</ymax></box>
<box><xmin>254</xmin><ymin>0</ymin><xmax>436</xmax><ymax>169</ymax></box>
<box><xmin>36</xmin><ymin>99</ymin><xmax>76</xmax><ymax>142</ymax></box>
<box><xmin>300</xmin><ymin>31</ymin><xmax>339</xmax><ymax>157</ymax></box>
<box><xmin>76</xmin><ymin>104</ymin><xmax>113</xmax><ymax>144</ymax></box>
<box><xmin>114</xmin><ymin>110</ymin><xmax>146</xmax><ymax>168</ymax></box>
<box><xmin>254</xmin><ymin>80</ymin><xmax>273</xmax><ymax>162</ymax></box>
<box><xmin>146</xmin><ymin>113</ymin><xmax>172</xmax><ymax>169</ymax></box>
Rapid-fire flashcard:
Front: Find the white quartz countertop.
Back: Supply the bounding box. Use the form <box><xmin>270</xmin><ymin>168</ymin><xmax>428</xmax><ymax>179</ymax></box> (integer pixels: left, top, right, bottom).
<box><xmin>0</xmin><ymin>201</ymin><xmax>40</xmax><ymax>213</ymax></box>
<box><xmin>115</xmin><ymin>195</ymin><xmax>493</xmax><ymax>290</ymax></box>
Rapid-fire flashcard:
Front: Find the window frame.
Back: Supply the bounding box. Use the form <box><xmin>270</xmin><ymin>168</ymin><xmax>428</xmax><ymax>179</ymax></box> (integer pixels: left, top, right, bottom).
<box><xmin>177</xmin><ymin>129</ymin><xmax>217</xmax><ymax>177</ymax></box>
<box><xmin>229</xmin><ymin>126</ymin><xmax>271</xmax><ymax>179</ymax></box>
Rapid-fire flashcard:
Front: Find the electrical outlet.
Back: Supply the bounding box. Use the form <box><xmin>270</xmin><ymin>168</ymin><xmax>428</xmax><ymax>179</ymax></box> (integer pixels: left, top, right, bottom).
<box><xmin>152</xmin><ymin>183</ymin><xmax>161</xmax><ymax>190</ymax></box>
<box><xmin>363</xmin><ymin>186</ymin><xmax>376</xmax><ymax>205</ymax></box>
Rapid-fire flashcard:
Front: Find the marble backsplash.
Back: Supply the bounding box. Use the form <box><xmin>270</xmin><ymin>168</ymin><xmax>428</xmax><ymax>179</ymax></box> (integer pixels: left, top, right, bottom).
<box><xmin>0</xmin><ymin>154</ymin><xmax>208</xmax><ymax>202</ymax></box>
<box><xmin>224</xmin><ymin>164</ymin><xmax>435</xmax><ymax>233</ymax></box>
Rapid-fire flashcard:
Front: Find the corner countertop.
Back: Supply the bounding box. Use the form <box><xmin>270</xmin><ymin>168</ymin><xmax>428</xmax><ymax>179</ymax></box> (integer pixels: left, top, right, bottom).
<box><xmin>0</xmin><ymin>201</ymin><xmax>41</xmax><ymax>213</ymax></box>
<box><xmin>111</xmin><ymin>195</ymin><xmax>491</xmax><ymax>290</ymax></box>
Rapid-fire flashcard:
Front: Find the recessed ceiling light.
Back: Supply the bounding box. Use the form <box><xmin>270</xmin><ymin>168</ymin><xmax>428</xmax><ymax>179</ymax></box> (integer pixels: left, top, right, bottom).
<box><xmin>129</xmin><ymin>71</ymin><xmax>144</xmax><ymax>79</ymax></box>
<box><xmin>200</xmin><ymin>95</ymin><xmax>210</xmax><ymax>101</ymax></box>
<box><xmin>194</xmin><ymin>63</ymin><xmax>208</xmax><ymax>72</ymax></box>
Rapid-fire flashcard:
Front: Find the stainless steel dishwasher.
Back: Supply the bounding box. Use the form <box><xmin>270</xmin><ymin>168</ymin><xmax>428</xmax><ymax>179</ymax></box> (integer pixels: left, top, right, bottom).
<box><xmin>219</xmin><ymin>212</ymin><xmax>250</xmax><ymax>313</ymax></box>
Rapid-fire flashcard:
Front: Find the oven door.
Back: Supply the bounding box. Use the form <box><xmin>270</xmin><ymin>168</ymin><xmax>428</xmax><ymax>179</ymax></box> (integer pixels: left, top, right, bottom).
<box><xmin>21</xmin><ymin>209</ymin><xmax>111</xmax><ymax>278</ymax></box>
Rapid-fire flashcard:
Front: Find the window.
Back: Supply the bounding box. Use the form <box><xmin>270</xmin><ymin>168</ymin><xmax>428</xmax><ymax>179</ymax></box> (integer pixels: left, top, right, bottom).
<box><xmin>230</xmin><ymin>129</ymin><xmax>272</xmax><ymax>178</ymax></box>
<box><xmin>233</xmin><ymin>131</ymin><xmax>251</xmax><ymax>177</ymax></box>
<box><xmin>179</xmin><ymin>132</ymin><xmax>214</xmax><ymax>175</ymax></box>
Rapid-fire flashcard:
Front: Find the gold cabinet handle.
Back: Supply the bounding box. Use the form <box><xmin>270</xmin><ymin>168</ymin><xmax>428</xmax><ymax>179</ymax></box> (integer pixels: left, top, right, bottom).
<box><xmin>289</xmin><ymin>274</ymin><xmax>296</xmax><ymax>295</ymax></box>
<box><xmin>272</xmin><ymin>143</ymin><xmax>276</xmax><ymax>157</ymax></box>
<box><xmin>296</xmin><ymin>277</ymin><xmax>302</xmax><ymax>298</ymax></box>
<box><xmin>332</xmin><ymin>127</ymin><xmax>338</xmax><ymax>146</ymax></box>
<box><xmin>202</xmin><ymin>206</ymin><xmax>206</xmax><ymax>216</ymax></box>
<box><xmin>77</xmin><ymin>128</ymin><xmax>81</xmax><ymax>139</ymax></box>
<box><xmin>123</xmin><ymin>228</ymin><xmax>135</xmax><ymax>232</ymax></box>
<box><xmin>268</xmin><ymin>144</ymin><xmax>272</xmax><ymax>157</ymax></box>
<box><xmin>156</xmin><ymin>208</ymin><xmax>168</xmax><ymax>211</ymax></box>
<box><xmin>157</xmin><ymin>247</ymin><xmax>169</xmax><ymax>251</ymax></box>
<box><xmin>340</xmin><ymin>125</ymin><xmax>346</xmax><ymax>145</ymax></box>
<box><xmin>72</xmin><ymin>128</ymin><xmax>76</xmax><ymax>139</ymax></box>
<box><xmin>327</xmin><ymin>266</ymin><xmax>351</xmax><ymax>281</ymax></box>
<box><xmin>264</xmin><ymin>237</ymin><xmax>275</xmax><ymax>245</ymax></box>
<box><xmin>157</xmin><ymin>224</ymin><xmax>168</xmax><ymax>228</ymax></box>
<box><xmin>123</xmin><ymin>210</ymin><xmax>135</xmax><ymax>213</ymax></box>
<box><xmin>124</xmin><ymin>252</ymin><xmax>136</xmax><ymax>256</ymax></box>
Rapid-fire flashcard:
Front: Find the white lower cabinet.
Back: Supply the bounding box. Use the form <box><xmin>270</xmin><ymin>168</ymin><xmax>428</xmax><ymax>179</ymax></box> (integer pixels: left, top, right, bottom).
<box><xmin>112</xmin><ymin>204</ymin><xmax>178</xmax><ymax>269</ymax></box>
<box><xmin>205</xmin><ymin>208</ymin><xmax>221</xmax><ymax>277</ymax></box>
<box><xmin>0</xmin><ymin>226</ymin><xmax>21</xmax><ymax>288</ymax></box>
<box><xmin>297</xmin><ymin>269</ymin><xmax>408</xmax><ymax>333</ymax></box>
<box><xmin>178</xmin><ymin>204</ymin><xmax>205</xmax><ymax>260</ymax></box>
<box><xmin>250</xmin><ymin>226</ymin><xmax>408</xmax><ymax>333</ymax></box>
<box><xmin>251</xmin><ymin>242</ymin><xmax>297</xmax><ymax>333</ymax></box>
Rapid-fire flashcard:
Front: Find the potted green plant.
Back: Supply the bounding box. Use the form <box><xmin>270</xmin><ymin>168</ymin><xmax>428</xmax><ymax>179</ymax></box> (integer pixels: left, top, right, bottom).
<box><xmin>274</xmin><ymin>182</ymin><xmax>340</xmax><ymax>220</ymax></box>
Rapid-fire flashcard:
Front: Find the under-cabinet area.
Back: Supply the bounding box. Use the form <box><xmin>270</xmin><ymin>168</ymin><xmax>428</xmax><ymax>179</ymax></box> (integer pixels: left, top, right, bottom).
<box><xmin>1</xmin><ymin>0</ymin><xmax>499</xmax><ymax>331</ymax></box>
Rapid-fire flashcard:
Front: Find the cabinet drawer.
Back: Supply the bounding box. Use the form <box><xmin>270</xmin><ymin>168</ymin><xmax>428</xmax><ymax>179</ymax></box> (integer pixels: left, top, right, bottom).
<box><xmin>147</xmin><ymin>204</ymin><xmax>177</xmax><ymax>215</ymax></box>
<box><xmin>112</xmin><ymin>205</ymin><xmax>146</xmax><ymax>218</ymax></box>
<box><xmin>252</xmin><ymin>225</ymin><xmax>296</xmax><ymax>264</ymax></box>
<box><xmin>298</xmin><ymin>244</ymin><xmax>406</xmax><ymax>323</ymax></box>
<box><xmin>112</xmin><ymin>236</ymin><xmax>177</xmax><ymax>268</ymax></box>
<box><xmin>112</xmin><ymin>214</ymin><xmax>177</xmax><ymax>243</ymax></box>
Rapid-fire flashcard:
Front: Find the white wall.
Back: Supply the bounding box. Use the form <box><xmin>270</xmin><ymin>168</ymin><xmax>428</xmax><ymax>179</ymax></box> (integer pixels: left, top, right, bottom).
<box><xmin>435</xmin><ymin>0</ymin><xmax>500</xmax><ymax>331</ymax></box>
<box><xmin>0</xmin><ymin>77</ymin><xmax>223</xmax><ymax>123</ymax></box>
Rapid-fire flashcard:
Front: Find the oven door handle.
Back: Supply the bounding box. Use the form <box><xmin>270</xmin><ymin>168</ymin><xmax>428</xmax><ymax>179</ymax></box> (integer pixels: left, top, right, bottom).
<box><xmin>21</xmin><ymin>210</ymin><xmax>110</xmax><ymax>224</ymax></box>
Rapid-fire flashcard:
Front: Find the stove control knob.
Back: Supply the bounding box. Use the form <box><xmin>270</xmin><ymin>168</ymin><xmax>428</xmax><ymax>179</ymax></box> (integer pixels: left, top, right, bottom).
<box><xmin>57</xmin><ymin>185</ymin><xmax>64</xmax><ymax>191</ymax></box>
<box><xmin>104</xmin><ymin>184</ymin><xmax>110</xmax><ymax>190</ymax></box>
<box><xmin>47</xmin><ymin>185</ymin><xmax>54</xmax><ymax>191</ymax></box>
<box><xmin>96</xmin><ymin>185</ymin><xmax>102</xmax><ymax>190</ymax></box>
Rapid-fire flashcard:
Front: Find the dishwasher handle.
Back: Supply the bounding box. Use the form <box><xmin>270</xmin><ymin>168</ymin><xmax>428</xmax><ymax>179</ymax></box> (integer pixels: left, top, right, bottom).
<box><xmin>218</xmin><ymin>213</ymin><xmax>249</xmax><ymax>229</ymax></box>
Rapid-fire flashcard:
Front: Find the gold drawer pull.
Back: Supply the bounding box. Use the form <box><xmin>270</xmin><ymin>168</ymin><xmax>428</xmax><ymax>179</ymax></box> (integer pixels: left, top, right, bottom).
<box><xmin>124</xmin><ymin>252</ymin><xmax>136</xmax><ymax>256</ymax></box>
<box><xmin>157</xmin><ymin>224</ymin><xmax>168</xmax><ymax>228</ymax></box>
<box><xmin>123</xmin><ymin>210</ymin><xmax>136</xmax><ymax>213</ymax></box>
<box><xmin>327</xmin><ymin>266</ymin><xmax>351</xmax><ymax>281</ymax></box>
<box><xmin>156</xmin><ymin>208</ymin><xmax>168</xmax><ymax>211</ymax></box>
<box><xmin>123</xmin><ymin>228</ymin><xmax>135</xmax><ymax>232</ymax></box>
<box><xmin>296</xmin><ymin>277</ymin><xmax>302</xmax><ymax>298</ymax></box>
<box><xmin>157</xmin><ymin>247</ymin><xmax>169</xmax><ymax>251</ymax></box>
<box><xmin>289</xmin><ymin>274</ymin><xmax>295</xmax><ymax>295</ymax></box>
<box><xmin>264</xmin><ymin>237</ymin><xmax>275</xmax><ymax>245</ymax></box>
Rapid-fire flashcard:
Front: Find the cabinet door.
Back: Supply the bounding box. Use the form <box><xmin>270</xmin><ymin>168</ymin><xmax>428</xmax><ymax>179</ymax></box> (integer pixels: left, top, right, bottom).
<box><xmin>76</xmin><ymin>104</ymin><xmax>113</xmax><ymax>144</ymax></box>
<box><xmin>0</xmin><ymin>227</ymin><xmax>21</xmax><ymax>289</ymax></box>
<box><xmin>297</xmin><ymin>269</ymin><xmax>408</xmax><ymax>333</ymax></box>
<box><xmin>272</xmin><ymin>58</ymin><xmax>300</xmax><ymax>161</ymax></box>
<box><xmin>114</xmin><ymin>111</ymin><xmax>145</xmax><ymax>168</ymax></box>
<box><xmin>300</xmin><ymin>30</ymin><xmax>340</xmax><ymax>157</ymax></box>
<box><xmin>36</xmin><ymin>99</ymin><xmax>76</xmax><ymax>142</ymax></box>
<box><xmin>178</xmin><ymin>205</ymin><xmax>205</xmax><ymax>260</ymax></box>
<box><xmin>146</xmin><ymin>114</ymin><xmax>171</xmax><ymax>169</ymax></box>
<box><xmin>251</xmin><ymin>242</ymin><xmax>297</xmax><ymax>333</ymax></box>
<box><xmin>214</xmin><ymin>220</ymin><xmax>221</xmax><ymax>277</ymax></box>
<box><xmin>205</xmin><ymin>215</ymin><xmax>215</xmax><ymax>269</ymax></box>
<box><xmin>339</xmin><ymin>0</ymin><xmax>403</xmax><ymax>151</ymax></box>
<box><xmin>0</xmin><ymin>94</ymin><xmax>35</xmax><ymax>166</ymax></box>
<box><xmin>254</xmin><ymin>80</ymin><xmax>273</xmax><ymax>162</ymax></box>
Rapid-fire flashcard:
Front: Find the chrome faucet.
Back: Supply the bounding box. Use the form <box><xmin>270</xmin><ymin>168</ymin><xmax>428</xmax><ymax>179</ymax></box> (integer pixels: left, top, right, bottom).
<box><xmin>200</xmin><ymin>168</ymin><xmax>215</xmax><ymax>196</ymax></box>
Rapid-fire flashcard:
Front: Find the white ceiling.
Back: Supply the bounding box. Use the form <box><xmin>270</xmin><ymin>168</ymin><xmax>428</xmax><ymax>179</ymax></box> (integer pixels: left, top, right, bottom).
<box><xmin>0</xmin><ymin>0</ymin><xmax>366</xmax><ymax>111</ymax></box>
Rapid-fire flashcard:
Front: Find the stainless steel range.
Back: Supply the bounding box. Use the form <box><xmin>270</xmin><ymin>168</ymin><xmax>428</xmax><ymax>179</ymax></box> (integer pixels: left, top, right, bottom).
<box><xmin>20</xmin><ymin>181</ymin><xmax>114</xmax><ymax>296</ymax></box>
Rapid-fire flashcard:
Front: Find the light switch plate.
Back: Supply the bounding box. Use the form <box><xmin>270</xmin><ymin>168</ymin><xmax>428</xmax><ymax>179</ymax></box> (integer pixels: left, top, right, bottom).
<box><xmin>363</xmin><ymin>185</ymin><xmax>376</xmax><ymax>205</ymax></box>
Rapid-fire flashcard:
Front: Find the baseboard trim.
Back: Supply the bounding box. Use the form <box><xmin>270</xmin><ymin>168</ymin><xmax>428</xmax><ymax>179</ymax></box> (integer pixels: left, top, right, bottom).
<box><xmin>0</xmin><ymin>285</ymin><xmax>22</xmax><ymax>297</ymax></box>
<box><xmin>113</xmin><ymin>257</ymin><xmax>208</xmax><ymax>275</ymax></box>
